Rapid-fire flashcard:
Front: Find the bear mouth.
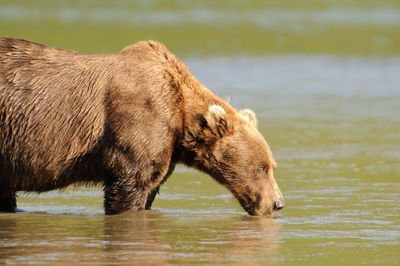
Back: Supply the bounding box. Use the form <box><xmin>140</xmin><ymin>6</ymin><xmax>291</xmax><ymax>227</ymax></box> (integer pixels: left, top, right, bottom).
<box><xmin>236</xmin><ymin>193</ymin><xmax>278</xmax><ymax>216</ymax></box>
<box><xmin>237</xmin><ymin>195</ymin><xmax>265</xmax><ymax>216</ymax></box>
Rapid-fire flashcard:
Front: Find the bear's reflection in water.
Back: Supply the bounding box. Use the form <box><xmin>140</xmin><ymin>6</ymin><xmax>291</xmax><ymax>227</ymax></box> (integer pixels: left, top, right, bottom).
<box><xmin>104</xmin><ymin>211</ymin><xmax>281</xmax><ymax>264</ymax></box>
<box><xmin>0</xmin><ymin>210</ymin><xmax>281</xmax><ymax>264</ymax></box>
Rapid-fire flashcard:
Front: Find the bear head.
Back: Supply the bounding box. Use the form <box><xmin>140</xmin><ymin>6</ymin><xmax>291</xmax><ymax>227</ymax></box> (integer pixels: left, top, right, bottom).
<box><xmin>183</xmin><ymin>104</ymin><xmax>285</xmax><ymax>216</ymax></box>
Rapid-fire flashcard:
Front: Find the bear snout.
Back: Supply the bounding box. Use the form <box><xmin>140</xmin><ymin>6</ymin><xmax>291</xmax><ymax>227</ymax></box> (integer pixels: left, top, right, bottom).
<box><xmin>273</xmin><ymin>199</ymin><xmax>286</xmax><ymax>211</ymax></box>
<box><xmin>239</xmin><ymin>195</ymin><xmax>284</xmax><ymax>216</ymax></box>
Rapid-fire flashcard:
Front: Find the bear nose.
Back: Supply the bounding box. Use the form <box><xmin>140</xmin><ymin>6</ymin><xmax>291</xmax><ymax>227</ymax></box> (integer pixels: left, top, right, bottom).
<box><xmin>273</xmin><ymin>200</ymin><xmax>286</xmax><ymax>211</ymax></box>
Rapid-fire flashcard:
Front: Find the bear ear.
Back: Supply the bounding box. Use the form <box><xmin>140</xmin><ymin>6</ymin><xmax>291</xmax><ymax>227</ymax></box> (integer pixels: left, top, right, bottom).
<box><xmin>204</xmin><ymin>105</ymin><xmax>228</xmax><ymax>137</ymax></box>
<box><xmin>239</xmin><ymin>109</ymin><xmax>257</xmax><ymax>127</ymax></box>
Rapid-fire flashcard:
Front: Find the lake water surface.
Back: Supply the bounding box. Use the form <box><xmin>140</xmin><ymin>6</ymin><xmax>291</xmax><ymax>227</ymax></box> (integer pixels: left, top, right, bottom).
<box><xmin>1</xmin><ymin>1</ymin><xmax>400</xmax><ymax>265</ymax></box>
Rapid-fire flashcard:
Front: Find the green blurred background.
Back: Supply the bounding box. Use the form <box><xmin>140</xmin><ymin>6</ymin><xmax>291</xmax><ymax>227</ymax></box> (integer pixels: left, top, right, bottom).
<box><xmin>1</xmin><ymin>0</ymin><xmax>399</xmax><ymax>56</ymax></box>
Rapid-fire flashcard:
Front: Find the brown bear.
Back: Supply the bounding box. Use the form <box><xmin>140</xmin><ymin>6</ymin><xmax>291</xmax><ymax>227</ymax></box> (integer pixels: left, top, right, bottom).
<box><xmin>0</xmin><ymin>38</ymin><xmax>285</xmax><ymax>215</ymax></box>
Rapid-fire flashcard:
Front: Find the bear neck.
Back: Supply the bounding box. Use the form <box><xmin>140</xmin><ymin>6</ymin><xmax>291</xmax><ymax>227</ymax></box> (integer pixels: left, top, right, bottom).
<box><xmin>179</xmin><ymin>80</ymin><xmax>234</xmax><ymax>173</ymax></box>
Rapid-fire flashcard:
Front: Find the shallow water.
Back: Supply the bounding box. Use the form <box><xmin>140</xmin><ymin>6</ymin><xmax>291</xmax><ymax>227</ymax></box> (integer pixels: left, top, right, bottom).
<box><xmin>1</xmin><ymin>56</ymin><xmax>399</xmax><ymax>265</ymax></box>
<box><xmin>1</xmin><ymin>1</ymin><xmax>400</xmax><ymax>265</ymax></box>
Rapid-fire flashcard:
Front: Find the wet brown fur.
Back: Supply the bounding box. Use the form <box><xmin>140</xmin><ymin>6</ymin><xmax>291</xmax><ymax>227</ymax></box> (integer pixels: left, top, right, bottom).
<box><xmin>0</xmin><ymin>38</ymin><xmax>284</xmax><ymax>215</ymax></box>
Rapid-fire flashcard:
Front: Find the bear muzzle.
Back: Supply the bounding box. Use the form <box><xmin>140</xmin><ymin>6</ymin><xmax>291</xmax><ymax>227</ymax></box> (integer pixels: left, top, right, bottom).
<box><xmin>240</xmin><ymin>195</ymin><xmax>285</xmax><ymax>216</ymax></box>
<box><xmin>273</xmin><ymin>199</ymin><xmax>286</xmax><ymax>211</ymax></box>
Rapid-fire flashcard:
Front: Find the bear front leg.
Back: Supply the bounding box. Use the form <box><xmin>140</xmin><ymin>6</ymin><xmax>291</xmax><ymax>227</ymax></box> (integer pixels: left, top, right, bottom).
<box><xmin>0</xmin><ymin>193</ymin><xmax>17</xmax><ymax>212</ymax></box>
<box><xmin>102</xmin><ymin>150</ymin><xmax>176</xmax><ymax>214</ymax></box>
<box><xmin>144</xmin><ymin>162</ymin><xmax>176</xmax><ymax>210</ymax></box>
<box><xmin>103</xmin><ymin>175</ymin><xmax>149</xmax><ymax>215</ymax></box>
<box><xmin>145</xmin><ymin>186</ymin><xmax>160</xmax><ymax>210</ymax></box>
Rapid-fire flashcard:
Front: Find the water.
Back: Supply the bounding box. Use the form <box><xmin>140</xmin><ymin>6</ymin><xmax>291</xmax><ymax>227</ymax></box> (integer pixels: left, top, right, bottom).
<box><xmin>1</xmin><ymin>1</ymin><xmax>400</xmax><ymax>265</ymax></box>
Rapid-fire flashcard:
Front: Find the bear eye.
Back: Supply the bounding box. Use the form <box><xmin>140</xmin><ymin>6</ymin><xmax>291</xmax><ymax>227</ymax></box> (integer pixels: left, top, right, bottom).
<box><xmin>257</xmin><ymin>164</ymin><xmax>268</xmax><ymax>173</ymax></box>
